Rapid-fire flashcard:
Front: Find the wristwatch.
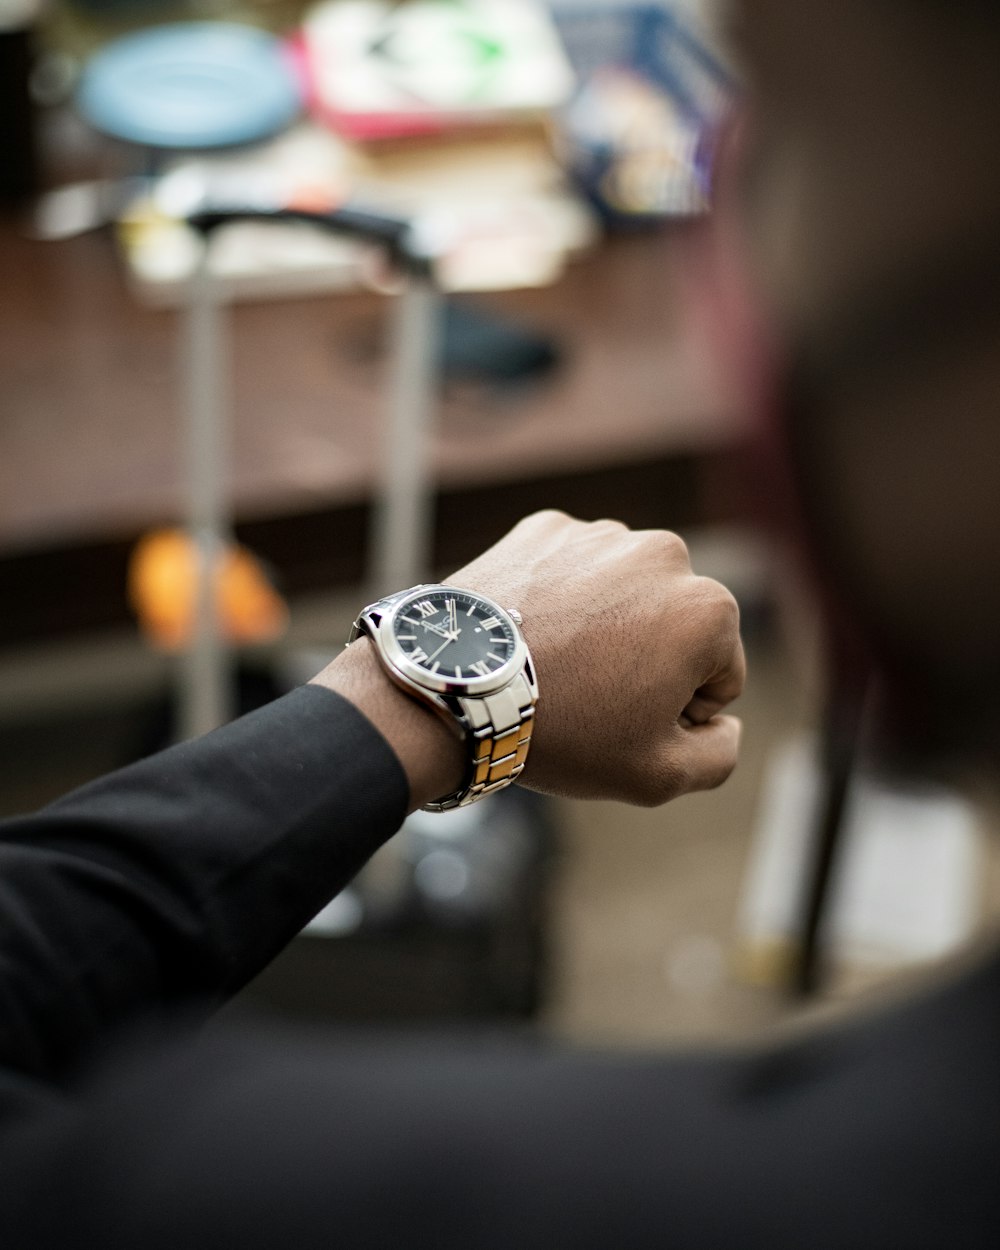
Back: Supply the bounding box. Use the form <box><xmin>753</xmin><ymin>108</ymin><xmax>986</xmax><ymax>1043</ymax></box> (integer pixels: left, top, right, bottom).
<box><xmin>349</xmin><ymin>584</ymin><xmax>538</xmax><ymax>811</ymax></box>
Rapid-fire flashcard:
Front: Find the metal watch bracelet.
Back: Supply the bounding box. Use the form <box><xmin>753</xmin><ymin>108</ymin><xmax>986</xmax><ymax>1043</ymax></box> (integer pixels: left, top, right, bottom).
<box><xmin>430</xmin><ymin>670</ymin><xmax>536</xmax><ymax>810</ymax></box>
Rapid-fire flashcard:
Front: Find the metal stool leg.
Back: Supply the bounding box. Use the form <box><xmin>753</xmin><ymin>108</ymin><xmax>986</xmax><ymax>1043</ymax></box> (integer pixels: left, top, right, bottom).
<box><xmin>370</xmin><ymin>272</ymin><xmax>443</xmax><ymax>596</ymax></box>
<box><xmin>178</xmin><ymin>241</ymin><xmax>233</xmax><ymax>740</ymax></box>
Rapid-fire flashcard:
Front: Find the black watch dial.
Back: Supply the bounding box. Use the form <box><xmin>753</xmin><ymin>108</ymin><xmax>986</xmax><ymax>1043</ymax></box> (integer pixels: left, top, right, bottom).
<box><xmin>392</xmin><ymin>589</ymin><xmax>517</xmax><ymax>682</ymax></box>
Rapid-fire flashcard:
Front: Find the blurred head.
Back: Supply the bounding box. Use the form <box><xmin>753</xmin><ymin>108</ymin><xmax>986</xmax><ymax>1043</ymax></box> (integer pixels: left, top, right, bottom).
<box><xmin>724</xmin><ymin>0</ymin><xmax>1000</xmax><ymax>769</ymax></box>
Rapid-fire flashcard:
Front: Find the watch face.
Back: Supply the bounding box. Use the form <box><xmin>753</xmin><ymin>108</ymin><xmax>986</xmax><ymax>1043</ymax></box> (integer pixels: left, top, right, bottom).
<box><xmin>389</xmin><ymin>587</ymin><xmax>518</xmax><ymax>687</ymax></box>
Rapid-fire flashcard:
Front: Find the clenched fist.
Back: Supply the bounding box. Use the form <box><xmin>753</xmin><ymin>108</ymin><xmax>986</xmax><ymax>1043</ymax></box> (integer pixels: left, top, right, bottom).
<box><xmin>317</xmin><ymin>511</ymin><xmax>744</xmax><ymax>809</ymax></box>
<box><xmin>450</xmin><ymin>511</ymin><xmax>745</xmax><ymax>805</ymax></box>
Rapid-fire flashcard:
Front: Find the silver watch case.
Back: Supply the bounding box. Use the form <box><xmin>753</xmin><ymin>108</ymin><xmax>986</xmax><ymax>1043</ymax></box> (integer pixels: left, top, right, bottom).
<box><xmin>352</xmin><ymin>584</ymin><xmax>533</xmax><ymax>732</ymax></box>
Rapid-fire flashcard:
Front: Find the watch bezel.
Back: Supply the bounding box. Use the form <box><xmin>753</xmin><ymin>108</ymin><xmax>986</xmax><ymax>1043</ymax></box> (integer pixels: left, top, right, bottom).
<box><xmin>377</xmin><ymin>584</ymin><xmax>527</xmax><ymax>698</ymax></box>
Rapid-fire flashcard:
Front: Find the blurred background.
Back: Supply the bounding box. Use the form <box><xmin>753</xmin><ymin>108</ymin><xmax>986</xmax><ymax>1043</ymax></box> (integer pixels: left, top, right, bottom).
<box><xmin>2</xmin><ymin>0</ymin><xmax>999</xmax><ymax>1052</ymax></box>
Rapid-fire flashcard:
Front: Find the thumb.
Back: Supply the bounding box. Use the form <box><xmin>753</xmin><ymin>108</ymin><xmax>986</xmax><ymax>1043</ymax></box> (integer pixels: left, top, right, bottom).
<box><xmin>671</xmin><ymin>714</ymin><xmax>743</xmax><ymax>795</ymax></box>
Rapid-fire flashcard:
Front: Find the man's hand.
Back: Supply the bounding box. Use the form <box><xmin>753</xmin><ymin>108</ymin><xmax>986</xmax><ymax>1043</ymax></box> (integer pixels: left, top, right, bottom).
<box><xmin>314</xmin><ymin>512</ymin><xmax>744</xmax><ymax>809</ymax></box>
<box><xmin>450</xmin><ymin>511</ymin><xmax>744</xmax><ymax>805</ymax></box>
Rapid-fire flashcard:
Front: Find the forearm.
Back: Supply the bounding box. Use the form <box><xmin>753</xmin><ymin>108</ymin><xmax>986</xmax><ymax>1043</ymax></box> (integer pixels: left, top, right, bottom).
<box><xmin>0</xmin><ymin>684</ymin><xmax>409</xmax><ymax>1081</ymax></box>
<box><xmin>0</xmin><ymin>510</ymin><xmax>745</xmax><ymax>1083</ymax></box>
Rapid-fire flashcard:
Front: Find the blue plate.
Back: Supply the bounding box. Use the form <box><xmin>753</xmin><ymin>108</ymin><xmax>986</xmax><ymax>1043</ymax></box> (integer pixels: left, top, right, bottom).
<box><xmin>78</xmin><ymin>22</ymin><xmax>302</xmax><ymax>150</ymax></box>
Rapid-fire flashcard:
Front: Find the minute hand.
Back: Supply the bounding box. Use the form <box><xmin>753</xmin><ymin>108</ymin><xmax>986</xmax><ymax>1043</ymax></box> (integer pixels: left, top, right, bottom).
<box><xmin>426</xmin><ymin>633</ymin><xmax>458</xmax><ymax>663</ymax></box>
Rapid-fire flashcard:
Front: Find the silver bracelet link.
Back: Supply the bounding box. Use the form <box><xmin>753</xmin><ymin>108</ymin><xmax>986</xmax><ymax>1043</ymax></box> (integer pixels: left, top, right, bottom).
<box><xmin>426</xmin><ymin>673</ymin><xmax>536</xmax><ymax>811</ymax></box>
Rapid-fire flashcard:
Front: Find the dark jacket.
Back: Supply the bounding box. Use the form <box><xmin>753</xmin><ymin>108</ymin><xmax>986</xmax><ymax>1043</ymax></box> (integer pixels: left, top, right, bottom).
<box><xmin>2</xmin><ymin>686</ymin><xmax>998</xmax><ymax>1247</ymax></box>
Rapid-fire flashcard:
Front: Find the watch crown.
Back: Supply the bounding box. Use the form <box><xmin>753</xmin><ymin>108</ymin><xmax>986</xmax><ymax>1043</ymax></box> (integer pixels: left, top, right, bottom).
<box><xmin>508</xmin><ymin>608</ymin><xmax>523</xmax><ymax>627</ymax></box>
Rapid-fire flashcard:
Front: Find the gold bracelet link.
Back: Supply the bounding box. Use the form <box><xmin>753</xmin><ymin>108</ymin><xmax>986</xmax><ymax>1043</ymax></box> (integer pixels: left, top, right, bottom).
<box><xmin>458</xmin><ymin>673</ymin><xmax>536</xmax><ymax>806</ymax></box>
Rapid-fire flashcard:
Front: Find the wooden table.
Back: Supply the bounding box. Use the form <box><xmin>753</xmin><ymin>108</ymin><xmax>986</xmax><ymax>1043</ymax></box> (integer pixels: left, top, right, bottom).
<box><xmin>0</xmin><ymin>217</ymin><xmax>748</xmax><ymax>645</ymax></box>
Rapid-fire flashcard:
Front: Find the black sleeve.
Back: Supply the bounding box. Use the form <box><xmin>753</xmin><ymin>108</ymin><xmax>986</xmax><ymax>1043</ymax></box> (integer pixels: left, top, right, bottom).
<box><xmin>0</xmin><ymin>684</ymin><xmax>409</xmax><ymax>1082</ymax></box>
<box><xmin>3</xmin><ymin>686</ymin><xmax>1000</xmax><ymax>1247</ymax></box>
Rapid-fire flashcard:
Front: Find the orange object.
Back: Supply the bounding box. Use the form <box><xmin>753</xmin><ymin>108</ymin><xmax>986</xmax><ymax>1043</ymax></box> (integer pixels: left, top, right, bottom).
<box><xmin>128</xmin><ymin>528</ymin><xmax>289</xmax><ymax>652</ymax></box>
<box><xmin>285</xmin><ymin>182</ymin><xmax>347</xmax><ymax>214</ymax></box>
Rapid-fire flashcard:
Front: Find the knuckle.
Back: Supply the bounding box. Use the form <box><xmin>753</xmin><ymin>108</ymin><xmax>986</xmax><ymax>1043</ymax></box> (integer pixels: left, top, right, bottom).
<box><xmin>714</xmin><ymin>584</ymin><xmax>742</xmax><ymax>634</ymax></box>
<box><xmin>696</xmin><ymin>577</ymin><xmax>741</xmax><ymax>631</ymax></box>
<box><xmin>590</xmin><ymin>516</ymin><xmax>629</xmax><ymax>534</ymax></box>
<box><xmin>660</xmin><ymin>530</ymin><xmax>690</xmax><ymax>561</ymax></box>
<box><xmin>520</xmin><ymin>508</ymin><xmax>571</xmax><ymax>530</ymax></box>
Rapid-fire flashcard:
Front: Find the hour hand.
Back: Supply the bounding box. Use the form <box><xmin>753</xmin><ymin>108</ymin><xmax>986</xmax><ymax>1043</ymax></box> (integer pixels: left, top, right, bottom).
<box><xmin>401</xmin><ymin>614</ymin><xmax>451</xmax><ymax>640</ymax></box>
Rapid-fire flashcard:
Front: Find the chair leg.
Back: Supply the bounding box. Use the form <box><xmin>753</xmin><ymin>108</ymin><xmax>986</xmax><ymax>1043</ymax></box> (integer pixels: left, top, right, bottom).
<box><xmin>790</xmin><ymin>669</ymin><xmax>868</xmax><ymax>998</ymax></box>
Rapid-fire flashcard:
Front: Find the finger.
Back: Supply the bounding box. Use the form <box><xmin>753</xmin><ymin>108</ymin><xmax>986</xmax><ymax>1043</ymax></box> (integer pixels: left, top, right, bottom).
<box><xmin>683</xmin><ymin>647</ymin><xmax>745</xmax><ymax>723</ymax></box>
<box><xmin>693</xmin><ymin>651</ymin><xmax>746</xmax><ymax>717</ymax></box>
<box><xmin>689</xmin><ymin>591</ymin><xmax>746</xmax><ymax>714</ymax></box>
<box><xmin>657</xmin><ymin>529</ymin><xmax>691</xmax><ymax>571</ymax></box>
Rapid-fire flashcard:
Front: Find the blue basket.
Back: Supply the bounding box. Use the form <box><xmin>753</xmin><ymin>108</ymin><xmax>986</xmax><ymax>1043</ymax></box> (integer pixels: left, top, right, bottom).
<box><xmin>553</xmin><ymin>4</ymin><xmax>731</xmax><ymax>125</ymax></box>
<box><xmin>552</xmin><ymin>4</ymin><xmax>733</xmax><ymax>223</ymax></box>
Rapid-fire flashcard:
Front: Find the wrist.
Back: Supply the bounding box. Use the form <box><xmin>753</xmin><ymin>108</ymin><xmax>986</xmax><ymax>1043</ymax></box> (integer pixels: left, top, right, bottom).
<box><xmin>309</xmin><ymin>638</ymin><xmax>466</xmax><ymax>812</ymax></box>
